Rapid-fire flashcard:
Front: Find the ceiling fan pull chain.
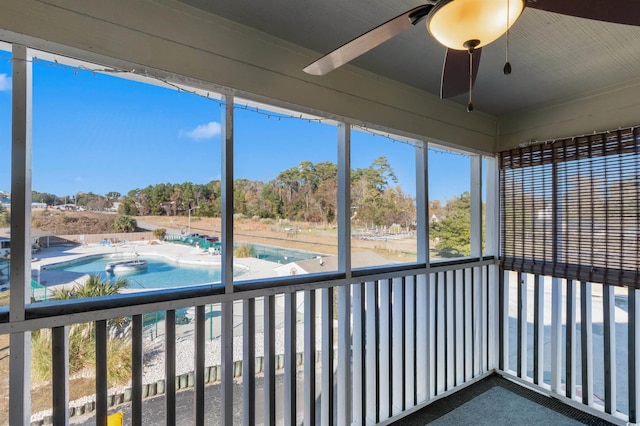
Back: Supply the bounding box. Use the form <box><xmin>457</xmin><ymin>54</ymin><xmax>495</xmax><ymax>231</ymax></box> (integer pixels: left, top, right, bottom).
<box><xmin>468</xmin><ymin>48</ymin><xmax>474</xmax><ymax>112</ymax></box>
<box><xmin>504</xmin><ymin>0</ymin><xmax>512</xmax><ymax>75</ymax></box>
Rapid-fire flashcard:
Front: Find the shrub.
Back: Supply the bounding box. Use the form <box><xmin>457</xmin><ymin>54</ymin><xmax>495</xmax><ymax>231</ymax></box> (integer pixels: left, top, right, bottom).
<box><xmin>153</xmin><ymin>228</ymin><xmax>167</xmax><ymax>240</ymax></box>
<box><xmin>233</xmin><ymin>243</ymin><xmax>253</xmax><ymax>258</ymax></box>
<box><xmin>113</xmin><ymin>215</ymin><xmax>137</xmax><ymax>232</ymax></box>
<box><xmin>31</xmin><ymin>275</ymin><xmax>132</xmax><ymax>386</ymax></box>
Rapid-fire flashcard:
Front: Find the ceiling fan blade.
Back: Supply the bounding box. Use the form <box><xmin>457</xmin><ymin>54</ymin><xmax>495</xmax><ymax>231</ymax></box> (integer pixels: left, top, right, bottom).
<box><xmin>526</xmin><ymin>0</ymin><xmax>640</xmax><ymax>26</ymax></box>
<box><xmin>303</xmin><ymin>4</ymin><xmax>433</xmax><ymax>75</ymax></box>
<box><xmin>441</xmin><ymin>48</ymin><xmax>482</xmax><ymax>99</ymax></box>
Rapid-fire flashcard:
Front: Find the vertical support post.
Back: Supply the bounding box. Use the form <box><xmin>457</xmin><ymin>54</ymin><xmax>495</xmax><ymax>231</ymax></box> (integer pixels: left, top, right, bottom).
<box><xmin>221</xmin><ymin>94</ymin><xmax>234</xmax><ymax>294</ymax></box>
<box><xmin>95</xmin><ymin>321</ymin><xmax>107</xmax><ymax>426</ymax></box>
<box><xmin>470</xmin><ymin>155</ymin><xmax>483</xmax><ymax>257</ymax></box>
<box><xmin>165</xmin><ymin>310</ymin><xmax>176</xmax><ymax>425</ymax></box>
<box><xmin>551</xmin><ymin>277</ymin><xmax>562</xmax><ymax>393</ymax></box>
<box><xmin>337</xmin><ymin>122</ymin><xmax>351</xmax><ymax>276</ymax></box>
<box><xmin>416</xmin><ymin>142</ymin><xmax>429</xmax><ymax>264</ymax></box>
<box><xmin>304</xmin><ymin>290</ymin><xmax>316</xmax><ymax>425</ymax></box>
<box><xmin>242</xmin><ymin>299</ymin><xmax>256</xmax><ymax>426</ymax></box>
<box><xmin>580</xmin><ymin>281</ymin><xmax>593</xmax><ymax>406</ymax></box>
<box><xmin>517</xmin><ymin>272</ymin><xmax>527</xmax><ymax>378</ymax></box>
<box><xmin>9</xmin><ymin>43</ymin><xmax>32</xmax><ymax>426</ymax></box>
<box><xmin>484</xmin><ymin>156</ymin><xmax>499</xmax><ymax>256</ymax></box>
<box><xmin>194</xmin><ymin>305</ymin><xmax>206</xmax><ymax>425</ymax></box>
<box><xmin>603</xmin><ymin>285</ymin><xmax>616</xmax><ymax>415</ymax></box>
<box><xmin>321</xmin><ymin>288</ymin><xmax>334</xmax><ymax>426</ymax></box>
<box><xmin>264</xmin><ymin>295</ymin><xmax>276</xmax><ymax>426</ymax></box>
<box><xmin>337</xmin><ymin>284</ymin><xmax>351</xmax><ymax>424</ymax></box>
<box><xmin>52</xmin><ymin>326</ymin><xmax>69</xmax><ymax>426</ymax></box>
<box><xmin>220</xmin><ymin>93</ymin><xmax>235</xmax><ymax>426</ymax></box>
<box><xmin>485</xmin><ymin>157</ymin><xmax>500</xmax><ymax>372</ymax></box>
<box><xmin>284</xmin><ymin>292</ymin><xmax>297</xmax><ymax>426</ymax></box>
<box><xmin>132</xmin><ymin>314</ymin><xmax>143</xmax><ymax>426</ymax></box>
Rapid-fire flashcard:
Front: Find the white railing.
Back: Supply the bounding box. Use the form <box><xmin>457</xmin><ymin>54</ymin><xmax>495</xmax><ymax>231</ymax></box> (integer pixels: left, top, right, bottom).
<box><xmin>1</xmin><ymin>257</ymin><xmax>496</xmax><ymax>425</ymax></box>
<box><xmin>499</xmin><ymin>269</ymin><xmax>640</xmax><ymax>426</ymax></box>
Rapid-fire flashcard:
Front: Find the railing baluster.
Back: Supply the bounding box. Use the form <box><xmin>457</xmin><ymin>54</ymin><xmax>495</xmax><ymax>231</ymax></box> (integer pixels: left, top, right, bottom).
<box><xmin>95</xmin><ymin>321</ymin><xmax>107</xmax><ymax>426</ymax></box>
<box><xmin>321</xmin><ymin>287</ymin><xmax>334</xmax><ymax>426</ymax></box>
<box><xmin>132</xmin><ymin>314</ymin><xmax>143</xmax><ymax>426</ymax></box>
<box><xmin>429</xmin><ymin>273</ymin><xmax>436</xmax><ymax>398</ymax></box>
<box><xmin>499</xmin><ymin>269</ymin><xmax>509</xmax><ymax>372</ymax></box>
<box><xmin>284</xmin><ymin>292</ymin><xmax>297</xmax><ymax>426</ymax></box>
<box><xmin>454</xmin><ymin>269</ymin><xmax>464</xmax><ymax>385</ymax></box>
<box><xmin>264</xmin><ymin>295</ymin><xmax>276</xmax><ymax>426</ymax></box>
<box><xmin>337</xmin><ymin>284</ymin><xmax>351</xmax><ymax>424</ymax></box>
<box><xmin>566</xmin><ymin>279</ymin><xmax>576</xmax><ymax>399</ymax></box>
<box><xmin>435</xmin><ymin>272</ymin><xmax>445</xmax><ymax>394</ymax></box>
<box><xmin>165</xmin><ymin>310</ymin><xmax>176</xmax><ymax>425</ymax></box>
<box><xmin>352</xmin><ymin>282</ymin><xmax>366</xmax><ymax>425</ymax></box>
<box><xmin>473</xmin><ymin>267</ymin><xmax>481</xmax><ymax>377</ymax></box>
<box><xmin>629</xmin><ymin>288</ymin><xmax>640</xmax><ymax>424</ymax></box>
<box><xmin>379</xmin><ymin>279</ymin><xmax>391</xmax><ymax>419</ymax></box>
<box><xmin>551</xmin><ymin>277</ymin><xmax>562</xmax><ymax>393</ymax></box>
<box><xmin>517</xmin><ymin>272</ymin><xmax>527</xmax><ymax>378</ymax></box>
<box><xmin>603</xmin><ymin>284</ymin><xmax>616</xmax><ymax>415</ymax></box>
<box><xmin>304</xmin><ymin>290</ymin><xmax>316</xmax><ymax>425</ymax></box>
<box><xmin>445</xmin><ymin>270</ymin><xmax>455</xmax><ymax>389</ymax></box>
<box><xmin>580</xmin><ymin>281</ymin><xmax>593</xmax><ymax>406</ymax></box>
<box><xmin>404</xmin><ymin>276</ymin><xmax>416</xmax><ymax>408</ymax></box>
<box><xmin>194</xmin><ymin>305</ymin><xmax>205</xmax><ymax>425</ymax></box>
<box><xmin>487</xmin><ymin>264</ymin><xmax>498</xmax><ymax>371</ymax></box>
<box><xmin>365</xmin><ymin>281</ymin><xmax>378</xmax><ymax>424</ymax></box>
<box><xmin>415</xmin><ymin>274</ymin><xmax>429</xmax><ymax>404</ymax></box>
<box><xmin>478</xmin><ymin>265</ymin><xmax>487</xmax><ymax>373</ymax></box>
<box><xmin>221</xmin><ymin>300</ymin><xmax>234</xmax><ymax>425</ymax></box>
<box><xmin>533</xmin><ymin>275</ymin><xmax>544</xmax><ymax>385</ymax></box>
<box><xmin>392</xmin><ymin>276</ymin><xmax>404</xmax><ymax>414</ymax></box>
<box><xmin>465</xmin><ymin>268</ymin><xmax>473</xmax><ymax>381</ymax></box>
<box><xmin>52</xmin><ymin>325</ymin><xmax>69</xmax><ymax>426</ymax></box>
<box><xmin>242</xmin><ymin>299</ymin><xmax>256</xmax><ymax>426</ymax></box>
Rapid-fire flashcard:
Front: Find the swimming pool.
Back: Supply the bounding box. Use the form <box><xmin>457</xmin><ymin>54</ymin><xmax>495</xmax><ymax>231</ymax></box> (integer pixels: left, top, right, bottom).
<box><xmin>51</xmin><ymin>256</ymin><xmax>242</xmax><ymax>290</ymax></box>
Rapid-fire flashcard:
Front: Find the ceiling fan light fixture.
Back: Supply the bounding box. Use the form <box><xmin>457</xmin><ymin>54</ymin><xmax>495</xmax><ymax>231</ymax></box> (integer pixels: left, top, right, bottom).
<box><xmin>427</xmin><ymin>0</ymin><xmax>525</xmax><ymax>50</ymax></box>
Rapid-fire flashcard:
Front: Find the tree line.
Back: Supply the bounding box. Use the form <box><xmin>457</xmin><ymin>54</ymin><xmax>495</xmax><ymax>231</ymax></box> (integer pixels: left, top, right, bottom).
<box><xmin>116</xmin><ymin>156</ymin><xmax>417</xmax><ymax>229</ymax></box>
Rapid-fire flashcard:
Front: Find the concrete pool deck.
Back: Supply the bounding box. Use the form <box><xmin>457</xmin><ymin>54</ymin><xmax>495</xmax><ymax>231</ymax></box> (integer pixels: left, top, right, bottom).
<box><xmin>31</xmin><ymin>240</ymin><xmax>282</xmax><ymax>290</ymax></box>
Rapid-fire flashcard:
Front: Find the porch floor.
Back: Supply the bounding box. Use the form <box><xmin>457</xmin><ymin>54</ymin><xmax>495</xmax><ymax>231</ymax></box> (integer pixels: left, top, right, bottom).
<box><xmin>392</xmin><ymin>374</ymin><xmax>614</xmax><ymax>426</ymax></box>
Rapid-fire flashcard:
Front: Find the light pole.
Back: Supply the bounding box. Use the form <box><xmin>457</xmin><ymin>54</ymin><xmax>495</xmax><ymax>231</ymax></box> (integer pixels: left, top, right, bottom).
<box><xmin>188</xmin><ymin>206</ymin><xmax>199</xmax><ymax>235</ymax></box>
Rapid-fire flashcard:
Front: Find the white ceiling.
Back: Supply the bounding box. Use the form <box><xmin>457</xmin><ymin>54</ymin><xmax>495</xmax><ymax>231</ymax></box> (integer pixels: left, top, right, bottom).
<box><xmin>177</xmin><ymin>0</ymin><xmax>640</xmax><ymax>116</ymax></box>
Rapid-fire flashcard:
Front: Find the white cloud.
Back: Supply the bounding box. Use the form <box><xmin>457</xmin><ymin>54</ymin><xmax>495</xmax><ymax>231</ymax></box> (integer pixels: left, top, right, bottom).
<box><xmin>180</xmin><ymin>121</ymin><xmax>221</xmax><ymax>140</ymax></box>
<box><xmin>0</xmin><ymin>74</ymin><xmax>11</xmax><ymax>92</ymax></box>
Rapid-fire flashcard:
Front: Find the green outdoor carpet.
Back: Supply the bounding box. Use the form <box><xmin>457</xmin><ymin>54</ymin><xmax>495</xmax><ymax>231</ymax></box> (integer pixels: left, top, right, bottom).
<box><xmin>391</xmin><ymin>375</ymin><xmax>614</xmax><ymax>426</ymax></box>
<box><xmin>427</xmin><ymin>386</ymin><xmax>583</xmax><ymax>425</ymax></box>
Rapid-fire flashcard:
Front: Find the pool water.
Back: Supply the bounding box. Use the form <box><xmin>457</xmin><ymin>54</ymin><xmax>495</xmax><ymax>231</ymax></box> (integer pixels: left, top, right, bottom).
<box><xmin>54</xmin><ymin>256</ymin><xmax>238</xmax><ymax>290</ymax></box>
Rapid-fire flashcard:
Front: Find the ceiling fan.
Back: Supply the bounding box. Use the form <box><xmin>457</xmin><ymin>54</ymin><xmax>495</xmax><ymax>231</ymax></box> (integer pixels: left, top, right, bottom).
<box><xmin>303</xmin><ymin>0</ymin><xmax>640</xmax><ymax>111</ymax></box>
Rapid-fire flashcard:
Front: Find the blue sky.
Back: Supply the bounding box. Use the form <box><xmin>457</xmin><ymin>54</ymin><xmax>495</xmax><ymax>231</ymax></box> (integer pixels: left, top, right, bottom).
<box><xmin>0</xmin><ymin>53</ymin><xmax>471</xmax><ymax>202</ymax></box>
